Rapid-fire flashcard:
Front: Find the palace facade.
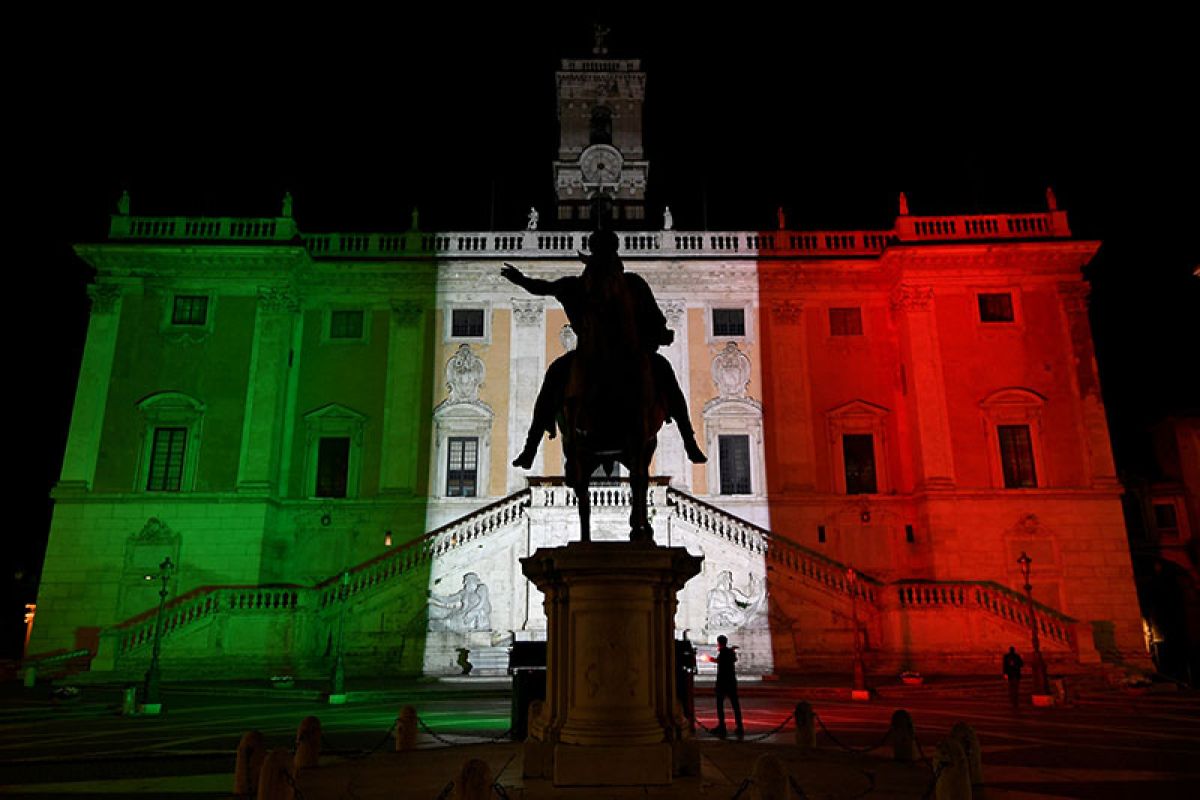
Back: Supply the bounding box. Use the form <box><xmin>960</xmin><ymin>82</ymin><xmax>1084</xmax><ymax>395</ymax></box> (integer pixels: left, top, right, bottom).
<box><xmin>29</xmin><ymin>53</ymin><xmax>1149</xmax><ymax>680</ymax></box>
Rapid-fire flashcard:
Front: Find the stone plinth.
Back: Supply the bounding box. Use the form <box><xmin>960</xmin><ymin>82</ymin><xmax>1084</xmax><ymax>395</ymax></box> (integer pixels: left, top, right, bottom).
<box><xmin>521</xmin><ymin>541</ymin><xmax>703</xmax><ymax>786</ymax></box>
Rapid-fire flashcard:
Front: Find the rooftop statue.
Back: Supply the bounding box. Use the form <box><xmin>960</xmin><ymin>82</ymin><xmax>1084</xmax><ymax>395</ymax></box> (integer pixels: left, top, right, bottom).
<box><xmin>503</xmin><ymin>230</ymin><xmax>705</xmax><ymax>542</ymax></box>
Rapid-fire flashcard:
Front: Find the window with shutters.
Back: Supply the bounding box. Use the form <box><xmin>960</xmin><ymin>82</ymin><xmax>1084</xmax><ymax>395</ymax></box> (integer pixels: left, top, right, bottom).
<box><xmin>136</xmin><ymin>392</ymin><xmax>204</xmax><ymax>493</ymax></box>
<box><xmin>446</xmin><ymin>436</ymin><xmax>479</xmax><ymax>497</ymax></box>
<box><xmin>316</xmin><ymin>437</ymin><xmax>351</xmax><ymax>498</ymax></box>
<box><xmin>146</xmin><ymin>427</ymin><xmax>187</xmax><ymax>491</ymax></box>
<box><xmin>829</xmin><ymin>307</ymin><xmax>863</xmax><ymax>336</ymax></box>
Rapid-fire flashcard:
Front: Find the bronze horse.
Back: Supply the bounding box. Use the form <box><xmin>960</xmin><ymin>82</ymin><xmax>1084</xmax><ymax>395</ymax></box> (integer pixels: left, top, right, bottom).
<box><xmin>504</xmin><ymin>231</ymin><xmax>670</xmax><ymax>543</ymax></box>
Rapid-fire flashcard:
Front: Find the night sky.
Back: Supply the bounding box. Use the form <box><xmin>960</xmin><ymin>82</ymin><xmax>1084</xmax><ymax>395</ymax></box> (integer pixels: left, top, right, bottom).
<box><xmin>9</xmin><ymin>12</ymin><xmax>1197</xmax><ymax>657</ymax></box>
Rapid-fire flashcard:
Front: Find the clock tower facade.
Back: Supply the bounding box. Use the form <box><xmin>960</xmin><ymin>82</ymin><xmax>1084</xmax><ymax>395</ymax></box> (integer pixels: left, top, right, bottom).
<box><xmin>553</xmin><ymin>55</ymin><xmax>648</xmax><ymax>226</ymax></box>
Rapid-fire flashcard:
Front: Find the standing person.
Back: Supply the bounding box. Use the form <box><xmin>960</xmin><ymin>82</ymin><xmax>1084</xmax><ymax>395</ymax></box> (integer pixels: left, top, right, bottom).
<box><xmin>1003</xmin><ymin>646</ymin><xmax>1024</xmax><ymax>708</ymax></box>
<box><xmin>714</xmin><ymin>635</ymin><xmax>744</xmax><ymax>740</ymax></box>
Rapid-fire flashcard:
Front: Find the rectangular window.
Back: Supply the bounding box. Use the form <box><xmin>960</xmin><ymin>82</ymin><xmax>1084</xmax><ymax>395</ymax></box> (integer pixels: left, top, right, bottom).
<box><xmin>718</xmin><ymin>434</ymin><xmax>752</xmax><ymax>494</ymax></box>
<box><xmin>842</xmin><ymin>433</ymin><xmax>877</xmax><ymax>494</ymax></box>
<box><xmin>146</xmin><ymin>427</ymin><xmax>187</xmax><ymax>491</ymax></box>
<box><xmin>829</xmin><ymin>307</ymin><xmax>863</xmax><ymax>336</ymax></box>
<box><xmin>316</xmin><ymin>436</ymin><xmax>350</xmax><ymax>498</ymax></box>
<box><xmin>446</xmin><ymin>436</ymin><xmax>479</xmax><ymax>497</ymax></box>
<box><xmin>905</xmin><ymin>524</ymin><xmax>915</xmax><ymax>543</ymax></box>
<box><xmin>1153</xmin><ymin>503</ymin><xmax>1179</xmax><ymax>531</ymax></box>
<box><xmin>817</xmin><ymin>525</ymin><xmax>826</xmax><ymax>544</ymax></box>
<box><xmin>978</xmin><ymin>293</ymin><xmax>1015</xmax><ymax>322</ymax></box>
<box><xmin>998</xmin><ymin>424</ymin><xmax>1037</xmax><ymax>488</ymax></box>
<box><xmin>171</xmin><ymin>295</ymin><xmax>208</xmax><ymax>326</ymax></box>
<box><xmin>330</xmin><ymin>310</ymin><xmax>365</xmax><ymax>340</ymax></box>
<box><xmin>712</xmin><ymin>308</ymin><xmax>745</xmax><ymax>337</ymax></box>
<box><xmin>452</xmin><ymin>309</ymin><xmax>485</xmax><ymax>338</ymax></box>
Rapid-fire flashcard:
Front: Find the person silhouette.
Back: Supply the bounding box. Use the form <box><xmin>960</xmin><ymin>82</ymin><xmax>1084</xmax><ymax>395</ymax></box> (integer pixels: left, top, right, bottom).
<box><xmin>502</xmin><ymin>230</ymin><xmax>706</xmax><ymax>469</ymax></box>
<box><xmin>713</xmin><ymin>634</ymin><xmax>743</xmax><ymax>739</ymax></box>
<box><xmin>1003</xmin><ymin>645</ymin><xmax>1024</xmax><ymax>708</ymax></box>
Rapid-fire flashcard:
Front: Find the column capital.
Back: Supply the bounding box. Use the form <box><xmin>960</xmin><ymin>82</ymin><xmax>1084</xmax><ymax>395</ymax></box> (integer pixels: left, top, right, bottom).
<box><xmin>1057</xmin><ymin>281</ymin><xmax>1090</xmax><ymax>312</ymax></box>
<box><xmin>512</xmin><ymin>299</ymin><xmax>544</xmax><ymax>326</ymax></box>
<box><xmin>257</xmin><ymin>285</ymin><xmax>299</xmax><ymax>313</ymax></box>
<box><xmin>86</xmin><ymin>283</ymin><xmax>122</xmax><ymax>314</ymax></box>
<box><xmin>389</xmin><ymin>299</ymin><xmax>425</xmax><ymax>326</ymax></box>
<box><xmin>769</xmin><ymin>299</ymin><xmax>803</xmax><ymax>324</ymax></box>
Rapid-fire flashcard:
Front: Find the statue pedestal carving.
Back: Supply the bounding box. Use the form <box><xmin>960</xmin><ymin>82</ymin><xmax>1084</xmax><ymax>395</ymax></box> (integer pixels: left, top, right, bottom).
<box><xmin>521</xmin><ymin>541</ymin><xmax>703</xmax><ymax>786</ymax></box>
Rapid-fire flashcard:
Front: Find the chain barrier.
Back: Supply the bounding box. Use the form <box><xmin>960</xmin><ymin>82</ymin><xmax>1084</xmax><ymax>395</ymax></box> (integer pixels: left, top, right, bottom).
<box><xmin>788</xmin><ymin>774</ymin><xmax>810</xmax><ymax>799</ymax></box>
<box><xmin>813</xmin><ymin>711</ymin><xmax>892</xmax><ymax>754</ymax></box>
<box><xmin>492</xmin><ymin>752</ymin><xmax>517</xmax><ymax>799</ymax></box>
<box><xmin>282</xmin><ymin>766</ymin><xmax>308</xmax><ymax>800</ymax></box>
<box><xmin>416</xmin><ymin>713</ymin><xmax>514</xmax><ymax>747</ymax></box>
<box><xmin>691</xmin><ymin>708</ymin><xmax>791</xmax><ymax>742</ymax></box>
<box><xmin>319</xmin><ymin>718</ymin><xmax>400</xmax><ymax>760</ymax></box>
<box><xmin>433</xmin><ymin>780</ymin><xmax>455</xmax><ymax>800</ymax></box>
<box><xmin>730</xmin><ymin>777</ymin><xmax>754</xmax><ymax>799</ymax></box>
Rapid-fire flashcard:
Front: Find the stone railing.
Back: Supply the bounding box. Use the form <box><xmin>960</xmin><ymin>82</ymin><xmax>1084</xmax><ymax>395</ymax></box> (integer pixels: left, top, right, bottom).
<box><xmin>666</xmin><ymin>489</ymin><xmax>881</xmax><ymax>605</ymax></box>
<box><xmin>895</xmin><ymin>210</ymin><xmax>1069</xmax><ymax>242</ymax></box>
<box><xmin>109</xmin><ymin>585</ymin><xmax>305</xmax><ymax>657</ymax></box>
<box><xmin>894</xmin><ymin>580</ymin><xmax>1077</xmax><ymax>647</ymax></box>
<box><xmin>109</xmin><ymin>214</ymin><xmax>298</xmax><ymax>241</ymax></box>
<box><xmin>315</xmin><ymin>489</ymin><xmax>532</xmax><ymax>611</ymax></box>
<box><xmin>104</xmin><ymin>210</ymin><xmax>1071</xmax><ymax>260</ymax></box>
<box><xmin>527</xmin><ymin>476</ymin><xmax>671</xmax><ymax>511</ymax></box>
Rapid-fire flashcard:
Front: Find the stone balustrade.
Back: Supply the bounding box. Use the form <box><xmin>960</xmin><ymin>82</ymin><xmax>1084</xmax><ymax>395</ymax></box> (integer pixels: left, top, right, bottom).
<box><xmin>111</xmin><ymin>585</ymin><xmax>305</xmax><ymax>657</ymax></box>
<box><xmin>105</xmin><ymin>211</ymin><xmax>1070</xmax><ymax>260</ymax></box>
<box><xmin>894</xmin><ymin>579</ymin><xmax>1076</xmax><ymax>647</ymax></box>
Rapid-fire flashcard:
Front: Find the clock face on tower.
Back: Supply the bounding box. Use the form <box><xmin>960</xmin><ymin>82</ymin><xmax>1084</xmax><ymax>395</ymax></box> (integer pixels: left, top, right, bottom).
<box><xmin>579</xmin><ymin>144</ymin><xmax>623</xmax><ymax>184</ymax></box>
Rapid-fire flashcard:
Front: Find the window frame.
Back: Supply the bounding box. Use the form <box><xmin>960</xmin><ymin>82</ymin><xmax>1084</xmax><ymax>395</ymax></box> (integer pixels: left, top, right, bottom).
<box><xmin>322</xmin><ymin>308</ymin><xmax>370</xmax><ymax>344</ymax></box>
<box><xmin>444</xmin><ymin>303</ymin><xmax>492</xmax><ymax>344</ymax></box>
<box><xmin>980</xmin><ymin>388</ymin><xmax>1047</xmax><ymax>491</ymax></box>
<box><xmin>315</xmin><ymin>435</ymin><xmax>352</xmax><ymax>498</ymax></box>
<box><xmin>303</xmin><ymin>404</ymin><xmax>366</xmax><ymax>499</ymax></box>
<box><xmin>135</xmin><ymin>392</ymin><xmax>205</xmax><ymax>493</ymax></box>
<box><xmin>973</xmin><ymin>287</ymin><xmax>1022</xmax><ymax>329</ymax></box>
<box><xmin>170</xmin><ymin>295</ymin><xmax>210</xmax><ymax>327</ymax></box>
<box><xmin>445</xmin><ymin>436</ymin><xmax>481</xmax><ymax>497</ymax></box>
<box><xmin>704</xmin><ymin>301</ymin><xmax>753</xmax><ymax>345</ymax></box>
<box><xmin>826</xmin><ymin>400</ymin><xmax>891</xmax><ymax>495</ymax></box>
<box><xmin>828</xmin><ymin>306</ymin><xmax>864</xmax><ymax>337</ymax></box>
<box><xmin>717</xmin><ymin>434</ymin><xmax>752</xmax><ymax>495</ymax></box>
<box><xmin>145</xmin><ymin>426</ymin><xmax>188</xmax><ymax>492</ymax></box>
<box><xmin>841</xmin><ymin>432</ymin><xmax>879</xmax><ymax>494</ymax></box>
<box><xmin>160</xmin><ymin>291</ymin><xmax>216</xmax><ymax>339</ymax></box>
<box><xmin>712</xmin><ymin>308</ymin><xmax>747</xmax><ymax>338</ymax></box>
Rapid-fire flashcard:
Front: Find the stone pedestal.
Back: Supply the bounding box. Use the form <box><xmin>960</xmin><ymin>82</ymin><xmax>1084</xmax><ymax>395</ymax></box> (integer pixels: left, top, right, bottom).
<box><xmin>521</xmin><ymin>541</ymin><xmax>703</xmax><ymax>786</ymax></box>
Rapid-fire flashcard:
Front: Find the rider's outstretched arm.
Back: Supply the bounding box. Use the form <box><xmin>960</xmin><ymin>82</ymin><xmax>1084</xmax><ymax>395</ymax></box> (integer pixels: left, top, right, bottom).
<box><xmin>502</xmin><ymin>263</ymin><xmax>558</xmax><ymax>297</ymax></box>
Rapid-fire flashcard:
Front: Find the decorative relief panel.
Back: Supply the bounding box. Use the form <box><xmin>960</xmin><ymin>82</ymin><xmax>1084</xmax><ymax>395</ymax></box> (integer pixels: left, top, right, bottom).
<box><xmin>712</xmin><ymin>342</ymin><xmax>752</xmax><ymax>400</ymax></box>
<box><xmin>445</xmin><ymin>344</ymin><xmax>485</xmax><ymax>404</ymax></box>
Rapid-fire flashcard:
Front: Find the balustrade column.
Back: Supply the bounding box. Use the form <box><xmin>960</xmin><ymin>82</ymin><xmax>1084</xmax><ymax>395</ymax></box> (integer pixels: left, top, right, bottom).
<box><xmin>890</xmin><ymin>284</ymin><xmax>956</xmax><ymax>490</ymax></box>
<box><xmin>237</xmin><ymin>288</ymin><xmax>300</xmax><ymax>493</ymax></box>
<box><xmin>60</xmin><ymin>284</ymin><xmax>124</xmax><ymax>490</ymax></box>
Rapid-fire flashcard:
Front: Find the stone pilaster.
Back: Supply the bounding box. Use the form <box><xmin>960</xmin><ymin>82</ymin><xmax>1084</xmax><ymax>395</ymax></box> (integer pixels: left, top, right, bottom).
<box><xmin>890</xmin><ymin>284</ymin><xmax>956</xmax><ymax>490</ymax></box>
<box><xmin>765</xmin><ymin>299</ymin><xmax>817</xmax><ymax>491</ymax></box>
<box><xmin>657</xmin><ymin>300</ymin><xmax>690</xmax><ymax>490</ymax></box>
<box><xmin>59</xmin><ymin>284</ymin><xmax>124</xmax><ymax>491</ymax></box>
<box><xmin>507</xmin><ymin>299</ymin><xmax>545</xmax><ymax>491</ymax></box>
<box><xmin>380</xmin><ymin>300</ymin><xmax>429</xmax><ymax>494</ymax></box>
<box><xmin>236</xmin><ymin>287</ymin><xmax>299</xmax><ymax>493</ymax></box>
<box><xmin>1058</xmin><ymin>282</ymin><xmax>1119</xmax><ymax>488</ymax></box>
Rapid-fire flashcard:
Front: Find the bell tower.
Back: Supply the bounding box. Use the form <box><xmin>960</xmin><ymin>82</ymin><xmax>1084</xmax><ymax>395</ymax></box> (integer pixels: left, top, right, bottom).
<box><xmin>553</xmin><ymin>29</ymin><xmax>648</xmax><ymax>228</ymax></box>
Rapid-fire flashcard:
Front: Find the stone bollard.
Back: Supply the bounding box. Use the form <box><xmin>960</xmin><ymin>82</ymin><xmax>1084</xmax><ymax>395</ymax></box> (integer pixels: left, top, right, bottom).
<box><xmin>794</xmin><ymin>701</ymin><xmax>816</xmax><ymax>752</ymax></box>
<box><xmin>395</xmin><ymin>705</ymin><xmax>418</xmax><ymax>752</ymax></box>
<box><xmin>523</xmin><ymin>700</ymin><xmax>548</xmax><ymax>778</ymax></box>
<box><xmin>293</xmin><ymin>716</ymin><xmax>321</xmax><ymax>771</ymax></box>
<box><xmin>751</xmin><ymin>753</ymin><xmax>789</xmax><ymax>800</ymax></box>
<box><xmin>257</xmin><ymin>748</ymin><xmax>294</xmax><ymax>800</ymax></box>
<box><xmin>233</xmin><ymin>730</ymin><xmax>266</xmax><ymax>798</ymax></box>
<box><xmin>457</xmin><ymin>757</ymin><xmax>492</xmax><ymax>800</ymax></box>
<box><xmin>950</xmin><ymin>722</ymin><xmax>982</xmax><ymax>785</ymax></box>
<box><xmin>932</xmin><ymin>738</ymin><xmax>971</xmax><ymax>800</ymax></box>
<box><xmin>890</xmin><ymin>709</ymin><xmax>917</xmax><ymax>763</ymax></box>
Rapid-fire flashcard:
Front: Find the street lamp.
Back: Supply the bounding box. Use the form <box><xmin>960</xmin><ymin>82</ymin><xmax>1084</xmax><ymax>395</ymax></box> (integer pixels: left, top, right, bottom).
<box><xmin>847</xmin><ymin>567</ymin><xmax>867</xmax><ymax>694</ymax></box>
<box><xmin>1016</xmin><ymin>551</ymin><xmax>1050</xmax><ymax>696</ymax></box>
<box><xmin>330</xmin><ymin>568</ymin><xmax>351</xmax><ymax>700</ymax></box>
<box><xmin>142</xmin><ymin>556</ymin><xmax>175</xmax><ymax>709</ymax></box>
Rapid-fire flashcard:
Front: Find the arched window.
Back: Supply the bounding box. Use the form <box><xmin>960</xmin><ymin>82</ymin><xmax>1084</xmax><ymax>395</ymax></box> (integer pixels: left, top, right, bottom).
<box><xmin>590</xmin><ymin>106</ymin><xmax>613</xmax><ymax>145</ymax></box>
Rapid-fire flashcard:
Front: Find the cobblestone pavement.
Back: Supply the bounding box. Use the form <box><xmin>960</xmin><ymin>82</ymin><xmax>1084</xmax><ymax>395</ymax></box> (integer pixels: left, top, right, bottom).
<box><xmin>1</xmin><ymin>676</ymin><xmax>1197</xmax><ymax>797</ymax></box>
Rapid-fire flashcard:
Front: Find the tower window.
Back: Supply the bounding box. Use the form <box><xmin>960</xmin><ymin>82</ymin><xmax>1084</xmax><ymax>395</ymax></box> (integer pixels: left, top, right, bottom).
<box><xmin>713</xmin><ymin>308</ymin><xmax>745</xmax><ymax>337</ymax></box>
<box><xmin>447</xmin><ymin>436</ymin><xmax>479</xmax><ymax>497</ymax></box>
<box><xmin>978</xmin><ymin>293</ymin><xmax>1015</xmax><ymax>322</ymax></box>
<box><xmin>590</xmin><ymin>106</ymin><xmax>612</xmax><ymax>145</ymax></box>
<box><xmin>1153</xmin><ymin>503</ymin><xmax>1178</xmax><ymax>531</ymax></box>
<box><xmin>997</xmin><ymin>425</ymin><xmax>1037</xmax><ymax>488</ymax></box>
<box><xmin>842</xmin><ymin>434</ymin><xmax>877</xmax><ymax>494</ymax></box>
<box><xmin>829</xmin><ymin>307</ymin><xmax>863</xmax><ymax>336</ymax></box>
<box><xmin>817</xmin><ymin>525</ymin><xmax>826</xmax><ymax>544</ymax></box>
<box><xmin>905</xmin><ymin>524</ymin><xmax>915</xmax><ymax>543</ymax></box>
<box><xmin>718</xmin><ymin>435</ymin><xmax>752</xmax><ymax>495</ymax></box>
<box><xmin>171</xmin><ymin>295</ymin><xmax>208</xmax><ymax>326</ymax></box>
<box><xmin>316</xmin><ymin>436</ymin><xmax>351</xmax><ymax>498</ymax></box>
<box><xmin>451</xmin><ymin>309</ymin><xmax>485</xmax><ymax>338</ymax></box>
<box><xmin>330</xmin><ymin>310</ymin><xmax>365</xmax><ymax>340</ymax></box>
<box><xmin>147</xmin><ymin>427</ymin><xmax>187</xmax><ymax>492</ymax></box>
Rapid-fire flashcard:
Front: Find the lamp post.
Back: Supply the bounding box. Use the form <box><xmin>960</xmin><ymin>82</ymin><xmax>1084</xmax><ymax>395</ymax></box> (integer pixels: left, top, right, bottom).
<box><xmin>848</xmin><ymin>567</ymin><xmax>867</xmax><ymax>693</ymax></box>
<box><xmin>1016</xmin><ymin>551</ymin><xmax>1050</xmax><ymax>696</ymax></box>
<box><xmin>142</xmin><ymin>556</ymin><xmax>175</xmax><ymax>709</ymax></box>
<box><xmin>330</xmin><ymin>568</ymin><xmax>350</xmax><ymax>700</ymax></box>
